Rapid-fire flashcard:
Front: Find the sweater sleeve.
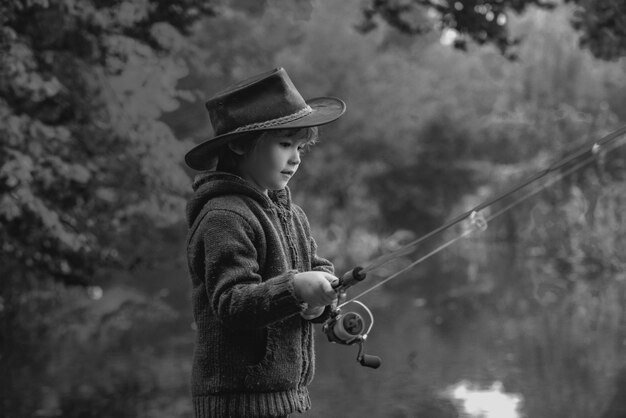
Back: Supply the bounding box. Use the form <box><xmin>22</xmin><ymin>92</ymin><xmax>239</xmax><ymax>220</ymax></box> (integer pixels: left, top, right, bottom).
<box><xmin>202</xmin><ymin>209</ymin><xmax>305</xmax><ymax>329</ymax></box>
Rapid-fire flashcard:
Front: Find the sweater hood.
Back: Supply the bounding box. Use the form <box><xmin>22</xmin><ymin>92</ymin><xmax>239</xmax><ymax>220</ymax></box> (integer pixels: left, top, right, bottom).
<box><xmin>186</xmin><ymin>171</ymin><xmax>292</xmax><ymax>228</ymax></box>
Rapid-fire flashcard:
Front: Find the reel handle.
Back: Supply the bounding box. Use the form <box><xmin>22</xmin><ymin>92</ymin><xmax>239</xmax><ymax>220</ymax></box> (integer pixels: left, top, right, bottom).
<box><xmin>355</xmin><ymin>339</ymin><xmax>381</xmax><ymax>369</ymax></box>
<box><xmin>359</xmin><ymin>354</ymin><xmax>382</xmax><ymax>369</ymax></box>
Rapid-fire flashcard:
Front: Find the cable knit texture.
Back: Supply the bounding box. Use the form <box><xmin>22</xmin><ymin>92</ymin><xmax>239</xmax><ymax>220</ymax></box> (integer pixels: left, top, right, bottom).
<box><xmin>186</xmin><ymin>171</ymin><xmax>334</xmax><ymax>418</ymax></box>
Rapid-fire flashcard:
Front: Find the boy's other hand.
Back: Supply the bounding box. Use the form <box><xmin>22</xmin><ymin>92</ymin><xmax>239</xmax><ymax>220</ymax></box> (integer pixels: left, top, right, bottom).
<box><xmin>293</xmin><ymin>271</ymin><xmax>338</xmax><ymax>307</ymax></box>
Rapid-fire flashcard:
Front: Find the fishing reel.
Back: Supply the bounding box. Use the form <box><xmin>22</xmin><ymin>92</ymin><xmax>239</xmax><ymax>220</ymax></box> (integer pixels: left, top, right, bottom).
<box><xmin>322</xmin><ymin>267</ymin><xmax>382</xmax><ymax>369</ymax></box>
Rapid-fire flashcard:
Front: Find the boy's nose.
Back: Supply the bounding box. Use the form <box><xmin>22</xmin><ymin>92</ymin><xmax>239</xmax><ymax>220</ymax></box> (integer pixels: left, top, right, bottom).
<box><xmin>289</xmin><ymin>149</ymin><xmax>301</xmax><ymax>165</ymax></box>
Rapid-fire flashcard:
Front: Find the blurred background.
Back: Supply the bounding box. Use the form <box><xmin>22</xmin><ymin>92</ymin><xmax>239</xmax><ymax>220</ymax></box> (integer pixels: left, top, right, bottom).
<box><xmin>2</xmin><ymin>0</ymin><xmax>626</xmax><ymax>417</ymax></box>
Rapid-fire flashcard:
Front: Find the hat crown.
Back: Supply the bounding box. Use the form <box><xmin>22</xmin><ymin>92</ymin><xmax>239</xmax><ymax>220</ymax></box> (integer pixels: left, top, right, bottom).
<box><xmin>185</xmin><ymin>67</ymin><xmax>345</xmax><ymax>171</ymax></box>
<box><xmin>206</xmin><ymin>68</ymin><xmax>309</xmax><ymax>136</ymax></box>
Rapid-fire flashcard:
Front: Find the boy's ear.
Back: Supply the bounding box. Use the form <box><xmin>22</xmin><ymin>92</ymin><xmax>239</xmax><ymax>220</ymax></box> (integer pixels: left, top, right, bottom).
<box><xmin>227</xmin><ymin>140</ymin><xmax>246</xmax><ymax>156</ymax></box>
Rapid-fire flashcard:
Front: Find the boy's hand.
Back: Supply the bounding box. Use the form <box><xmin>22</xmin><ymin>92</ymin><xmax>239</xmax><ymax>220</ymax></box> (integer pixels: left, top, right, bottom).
<box><xmin>300</xmin><ymin>305</ymin><xmax>325</xmax><ymax>320</ymax></box>
<box><xmin>293</xmin><ymin>271</ymin><xmax>338</xmax><ymax>307</ymax></box>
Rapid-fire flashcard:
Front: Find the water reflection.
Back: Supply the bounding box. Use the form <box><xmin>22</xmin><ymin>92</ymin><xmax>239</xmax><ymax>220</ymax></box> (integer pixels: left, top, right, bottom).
<box><xmin>443</xmin><ymin>380</ymin><xmax>523</xmax><ymax>418</ymax></box>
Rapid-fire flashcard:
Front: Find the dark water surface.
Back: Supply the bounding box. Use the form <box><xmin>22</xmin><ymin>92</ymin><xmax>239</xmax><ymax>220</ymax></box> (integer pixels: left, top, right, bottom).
<box><xmin>308</xmin><ymin>268</ymin><xmax>625</xmax><ymax>418</ymax></box>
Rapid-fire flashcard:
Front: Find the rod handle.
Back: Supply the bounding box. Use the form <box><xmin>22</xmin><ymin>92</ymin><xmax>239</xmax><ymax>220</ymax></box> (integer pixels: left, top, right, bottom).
<box><xmin>333</xmin><ymin>266</ymin><xmax>366</xmax><ymax>291</ymax></box>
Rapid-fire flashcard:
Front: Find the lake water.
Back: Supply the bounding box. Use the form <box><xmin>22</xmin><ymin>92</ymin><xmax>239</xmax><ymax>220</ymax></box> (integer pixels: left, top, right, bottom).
<box><xmin>308</xmin><ymin>263</ymin><xmax>625</xmax><ymax>418</ymax></box>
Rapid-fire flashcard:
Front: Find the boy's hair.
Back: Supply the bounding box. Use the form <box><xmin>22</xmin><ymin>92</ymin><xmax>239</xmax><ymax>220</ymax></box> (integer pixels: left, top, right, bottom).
<box><xmin>216</xmin><ymin>133</ymin><xmax>263</xmax><ymax>175</ymax></box>
<box><xmin>216</xmin><ymin>127</ymin><xmax>319</xmax><ymax>175</ymax></box>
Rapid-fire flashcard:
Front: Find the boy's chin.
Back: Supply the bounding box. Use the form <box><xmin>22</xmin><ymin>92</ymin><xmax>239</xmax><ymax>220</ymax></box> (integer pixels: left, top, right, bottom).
<box><xmin>268</xmin><ymin>179</ymin><xmax>290</xmax><ymax>190</ymax></box>
<box><xmin>269</xmin><ymin>183</ymin><xmax>288</xmax><ymax>190</ymax></box>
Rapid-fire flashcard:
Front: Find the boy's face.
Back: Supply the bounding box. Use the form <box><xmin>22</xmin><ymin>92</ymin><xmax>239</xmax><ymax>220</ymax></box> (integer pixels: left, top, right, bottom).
<box><xmin>237</xmin><ymin>128</ymin><xmax>312</xmax><ymax>194</ymax></box>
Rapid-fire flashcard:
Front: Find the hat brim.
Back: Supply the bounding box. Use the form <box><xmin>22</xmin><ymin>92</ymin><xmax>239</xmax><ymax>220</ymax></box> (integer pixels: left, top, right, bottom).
<box><xmin>185</xmin><ymin>97</ymin><xmax>346</xmax><ymax>171</ymax></box>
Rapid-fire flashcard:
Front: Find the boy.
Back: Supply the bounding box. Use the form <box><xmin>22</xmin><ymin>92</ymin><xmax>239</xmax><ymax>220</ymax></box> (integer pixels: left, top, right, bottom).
<box><xmin>185</xmin><ymin>68</ymin><xmax>346</xmax><ymax>417</ymax></box>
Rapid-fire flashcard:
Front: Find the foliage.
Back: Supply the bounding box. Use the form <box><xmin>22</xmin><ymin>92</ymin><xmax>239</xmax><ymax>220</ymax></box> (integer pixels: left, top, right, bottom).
<box><xmin>567</xmin><ymin>0</ymin><xmax>626</xmax><ymax>60</ymax></box>
<box><xmin>0</xmin><ymin>0</ymin><xmax>214</xmax><ymax>286</ymax></box>
<box><xmin>3</xmin><ymin>281</ymin><xmax>191</xmax><ymax>418</ymax></box>
<box><xmin>358</xmin><ymin>0</ymin><xmax>626</xmax><ymax>60</ymax></box>
<box><xmin>0</xmin><ymin>1</ymin><xmax>214</xmax><ymax>416</ymax></box>
<box><xmin>357</xmin><ymin>0</ymin><xmax>555</xmax><ymax>59</ymax></box>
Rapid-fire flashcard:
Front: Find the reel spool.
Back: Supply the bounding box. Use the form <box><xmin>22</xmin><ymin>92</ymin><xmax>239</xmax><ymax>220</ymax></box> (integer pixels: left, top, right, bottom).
<box><xmin>322</xmin><ymin>300</ymin><xmax>381</xmax><ymax>369</ymax></box>
<box><xmin>326</xmin><ymin>312</ymin><xmax>364</xmax><ymax>345</ymax></box>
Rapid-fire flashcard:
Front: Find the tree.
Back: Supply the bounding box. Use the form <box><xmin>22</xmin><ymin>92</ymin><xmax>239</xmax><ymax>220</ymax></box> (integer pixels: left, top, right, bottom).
<box><xmin>357</xmin><ymin>0</ymin><xmax>626</xmax><ymax>60</ymax></box>
<box><xmin>0</xmin><ymin>0</ymin><xmax>217</xmax><ymax>286</ymax></box>
<box><xmin>567</xmin><ymin>0</ymin><xmax>626</xmax><ymax>60</ymax></box>
<box><xmin>0</xmin><ymin>1</ymin><xmax>216</xmax><ymax>415</ymax></box>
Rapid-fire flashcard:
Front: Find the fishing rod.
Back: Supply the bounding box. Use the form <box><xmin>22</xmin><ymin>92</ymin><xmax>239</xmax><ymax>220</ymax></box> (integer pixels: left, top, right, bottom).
<box><xmin>321</xmin><ymin>124</ymin><xmax>626</xmax><ymax>368</ymax></box>
<box><xmin>361</xmin><ymin>124</ymin><xmax>626</xmax><ymax>275</ymax></box>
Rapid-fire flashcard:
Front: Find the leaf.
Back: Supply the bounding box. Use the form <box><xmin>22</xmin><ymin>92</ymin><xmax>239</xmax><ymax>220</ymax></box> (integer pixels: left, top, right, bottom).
<box><xmin>0</xmin><ymin>194</ymin><xmax>22</xmax><ymax>220</ymax></box>
<box><xmin>150</xmin><ymin>22</ymin><xmax>186</xmax><ymax>51</ymax></box>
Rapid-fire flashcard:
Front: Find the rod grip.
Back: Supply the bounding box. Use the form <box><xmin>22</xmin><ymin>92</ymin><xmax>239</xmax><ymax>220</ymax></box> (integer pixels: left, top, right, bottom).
<box><xmin>333</xmin><ymin>266</ymin><xmax>366</xmax><ymax>291</ymax></box>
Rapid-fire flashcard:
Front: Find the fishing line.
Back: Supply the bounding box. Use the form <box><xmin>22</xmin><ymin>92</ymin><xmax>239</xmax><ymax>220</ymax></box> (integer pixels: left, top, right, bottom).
<box><xmin>360</xmin><ymin>124</ymin><xmax>626</xmax><ymax>275</ymax></box>
<box><xmin>339</xmin><ymin>230</ymin><xmax>472</xmax><ymax>307</ymax></box>
<box><xmin>339</xmin><ymin>134</ymin><xmax>625</xmax><ymax>307</ymax></box>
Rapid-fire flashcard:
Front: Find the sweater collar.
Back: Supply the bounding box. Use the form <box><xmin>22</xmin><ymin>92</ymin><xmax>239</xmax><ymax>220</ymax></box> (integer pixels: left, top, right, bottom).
<box><xmin>187</xmin><ymin>171</ymin><xmax>292</xmax><ymax>227</ymax></box>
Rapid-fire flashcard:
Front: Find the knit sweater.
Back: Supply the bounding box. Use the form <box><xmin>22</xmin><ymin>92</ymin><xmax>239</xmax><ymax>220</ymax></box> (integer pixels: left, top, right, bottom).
<box><xmin>186</xmin><ymin>171</ymin><xmax>334</xmax><ymax>418</ymax></box>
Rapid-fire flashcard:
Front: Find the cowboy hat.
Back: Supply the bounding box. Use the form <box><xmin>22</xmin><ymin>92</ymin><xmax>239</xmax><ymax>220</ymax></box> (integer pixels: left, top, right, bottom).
<box><xmin>184</xmin><ymin>67</ymin><xmax>346</xmax><ymax>170</ymax></box>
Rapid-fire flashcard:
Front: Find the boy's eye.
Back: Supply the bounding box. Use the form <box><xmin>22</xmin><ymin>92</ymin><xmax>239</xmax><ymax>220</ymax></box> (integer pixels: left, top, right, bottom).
<box><xmin>280</xmin><ymin>142</ymin><xmax>291</xmax><ymax>147</ymax></box>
